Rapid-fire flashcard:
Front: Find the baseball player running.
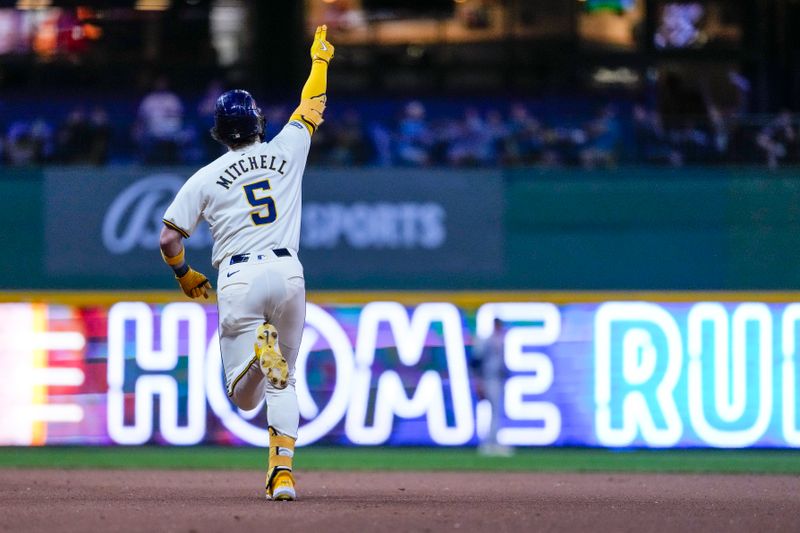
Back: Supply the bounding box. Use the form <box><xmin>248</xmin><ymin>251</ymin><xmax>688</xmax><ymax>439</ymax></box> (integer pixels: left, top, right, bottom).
<box><xmin>158</xmin><ymin>25</ymin><xmax>334</xmax><ymax>501</ymax></box>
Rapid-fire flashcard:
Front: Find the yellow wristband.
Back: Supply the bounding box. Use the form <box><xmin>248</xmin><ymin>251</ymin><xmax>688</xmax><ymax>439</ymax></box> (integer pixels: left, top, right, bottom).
<box><xmin>161</xmin><ymin>248</ymin><xmax>185</xmax><ymax>267</ymax></box>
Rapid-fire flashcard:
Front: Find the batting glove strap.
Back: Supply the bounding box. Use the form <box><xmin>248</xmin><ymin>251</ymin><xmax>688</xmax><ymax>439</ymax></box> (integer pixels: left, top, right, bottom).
<box><xmin>173</xmin><ymin>263</ymin><xmax>190</xmax><ymax>277</ymax></box>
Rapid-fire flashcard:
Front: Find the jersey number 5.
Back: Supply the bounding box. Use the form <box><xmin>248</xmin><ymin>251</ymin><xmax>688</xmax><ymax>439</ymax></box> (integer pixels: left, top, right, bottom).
<box><xmin>243</xmin><ymin>180</ymin><xmax>277</xmax><ymax>225</ymax></box>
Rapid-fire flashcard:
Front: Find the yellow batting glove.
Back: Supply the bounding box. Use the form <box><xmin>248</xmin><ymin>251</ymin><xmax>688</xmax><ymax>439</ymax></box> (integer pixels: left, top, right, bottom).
<box><xmin>162</xmin><ymin>247</ymin><xmax>211</xmax><ymax>299</ymax></box>
<box><xmin>310</xmin><ymin>24</ymin><xmax>334</xmax><ymax>63</ymax></box>
<box><xmin>176</xmin><ymin>268</ymin><xmax>211</xmax><ymax>299</ymax></box>
<box><xmin>292</xmin><ymin>98</ymin><xmax>326</xmax><ymax>133</ymax></box>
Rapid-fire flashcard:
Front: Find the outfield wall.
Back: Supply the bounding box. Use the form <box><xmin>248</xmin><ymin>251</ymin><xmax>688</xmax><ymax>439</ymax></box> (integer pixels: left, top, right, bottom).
<box><xmin>3</xmin><ymin>166</ymin><xmax>800</xmax><ymax>290</ymax></box>
<box><xmin>2</xmin><ymin>292</ymin><xmax>799</xmax><ymax>449</ymax></box>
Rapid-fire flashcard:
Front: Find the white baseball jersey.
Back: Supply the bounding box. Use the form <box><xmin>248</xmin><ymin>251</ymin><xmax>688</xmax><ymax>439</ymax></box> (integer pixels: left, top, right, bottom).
<box><xmin>163</xmin><ymin>120</ymin><xmax>311</xmax><ymax>268</ymax></box>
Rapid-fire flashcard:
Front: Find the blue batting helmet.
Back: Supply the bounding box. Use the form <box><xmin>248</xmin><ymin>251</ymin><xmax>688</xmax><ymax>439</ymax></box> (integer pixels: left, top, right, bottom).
<box><xmin>211</xmin><ymin>89</ymin><xmax>264</xmax><ymax>145</ymax></box>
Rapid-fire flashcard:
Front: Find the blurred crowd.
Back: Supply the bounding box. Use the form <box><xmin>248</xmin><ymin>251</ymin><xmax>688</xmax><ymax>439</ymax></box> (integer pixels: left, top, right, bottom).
<box><xmin>314</xmin><ymin>101</ymin><xmax>799</xmax><ymax>169</ymax></box>
<box><xmin>310</xmin><ymin>101</ymin><xmax>624</xmax><ymax>169</ymax></box>
<box><xmin>632</xmin><ymin>105</ymin><xmax>799</xmax><ymax>169</ymax></box>
<box><xmin>1</xmin><ymin>80</ymin><xmax>798</xmax><ymax>169</ymax></box>
<box><xmin>1</xmin><ymin>106</ymin><xmax>111</xmax><ymax>166</ymax></box>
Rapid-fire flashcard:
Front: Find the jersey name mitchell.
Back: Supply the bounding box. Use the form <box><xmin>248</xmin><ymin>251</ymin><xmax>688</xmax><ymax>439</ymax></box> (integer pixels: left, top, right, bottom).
<box><xmin>215</xmin><ymin>154</ymin><xmax>288</xmax><ymax>189</ymax></box>
<box><xmin>163</xmin><ymin>121</ymin><xmax>311</xmax><ymax>268</ymax></box>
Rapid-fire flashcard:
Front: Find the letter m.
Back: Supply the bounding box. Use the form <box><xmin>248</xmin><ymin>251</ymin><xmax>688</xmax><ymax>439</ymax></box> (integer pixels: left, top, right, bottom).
<box><xmin>345</xmin><ymin>302</ymin><xmax>474</xmax><ymax>445</ymax></box>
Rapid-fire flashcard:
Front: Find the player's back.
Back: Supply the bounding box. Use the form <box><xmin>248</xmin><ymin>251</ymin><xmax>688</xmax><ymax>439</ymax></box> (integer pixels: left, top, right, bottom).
<box><xmin>164</xmin><ymin>120</ymin><xmax>311</xmax><ymax>269</ymax></box>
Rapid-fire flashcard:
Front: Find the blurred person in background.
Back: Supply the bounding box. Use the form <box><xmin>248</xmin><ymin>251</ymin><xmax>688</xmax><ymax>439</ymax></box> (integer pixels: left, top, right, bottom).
<box><xmin>505</xmin><ymin>104</ymin><xmax>545</xmax><ymax>165</ymax></box>
<box><xmin>549</xmin><ymin>123</ymin><xmax>586</xmax><ymax>167</ymax></box>
<box><xmin>30</xmin><ymin>118</ymin><xmax>54</xmax><ymax>163</ymax></box>
<box><xmin>5</xmin><ymin>117</ymin><xmax>53</xmax><ymax>165</ymax></box>
<box><xmin>396</xmin><ymin>101</ymin><xmax>432</xmax><ymax>166</ymax></box>
<box><xmin>369</xmin><ymin>121</ymin><xmax>393</xmax><ymax>166</ymax></box>
<box><xmin>705</xmin><ymin>104</ymin><xmax>731</xmax><ymax>163</ymax></box>
<box><xmin>327</xmin><ymin>109</ymin><xmax>370</xmax><ymax>166</ymax></box>
<box><xmin>580</xmin><ymin>105</ymin><xmax>621</xmax><ymax>169</ymax></box>
<box><xmin>5</xmin><ymin>121</ymin><xmax>36</xmax><ymax>165</ymax></box>
<box><xmin>447</xmin><ymin>107</ymin><xmax>501</xmax><ymax>167</ymax></box>
<box><xmin>757</xmin><ymin>110</ymin><xmax>798</xmax><ymax>170</ymax></box>
<box><xmin>87</xmin><ymin>105</ymin><xmax>111</xmax><ymax>165</ymax></box>
<box><xmin>484</xmin><ymin>109</ymin><xmax>510</xmax><ymax>165</ymax></box>
<box><xmin>447</xmin><ymin>107</ymin><xmax>488</xmax><ymax>166</ymax></box>
<box><xmin>56</xmin><ymin>106</ymin><xmax>91</xmax><ymax>163</ymax></box>
<box><xmin>134</xmin><ymin>76</ymin><xmax>186</xmax><ymax>164</ymax></box>
<box><xmin>428</xmin><ymin>115</ymin><xmax>460</xmax><ymax>165</ymax></box>
<box><xmin>664</xmin><ymin>114</ymin><xmax>713</xmax><ymax>166</ymax></box>
<box><xmin>57</xmin><ymin>106</ymin><xmax>111</xmax><ymax>165</ymax></box>
<box><xmin>632</xmin><ymin>103</ymin><xmax>682</xmax><ymax>166</ymax></box>
<box><xmin>472</xmin><ymin>318</ymin><xmax>513</xmax><ymax>457</ymax></box>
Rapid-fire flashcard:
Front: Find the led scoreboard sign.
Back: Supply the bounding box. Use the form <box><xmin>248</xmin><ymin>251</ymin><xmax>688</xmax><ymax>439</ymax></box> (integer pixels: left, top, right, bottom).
<box><xmin>105</xmin><ymin>302</ymin><xmax>560</xmax><ymax>447</ymax></box>
<box><xmin>1</xmin><ymin>299</ymin><xmax>798</xmax><ymax>448</ymax></box>
<box><xmin>594</xmin><ymin>302</ymin><xmax>799</xmax><ymax>448</ymax></box>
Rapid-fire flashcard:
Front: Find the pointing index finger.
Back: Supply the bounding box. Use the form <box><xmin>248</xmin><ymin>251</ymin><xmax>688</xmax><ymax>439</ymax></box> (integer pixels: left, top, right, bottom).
<box><xmin>320</xmin><ymin>24</ymin><xmax>327</xmax><ymax>43</ymax></box>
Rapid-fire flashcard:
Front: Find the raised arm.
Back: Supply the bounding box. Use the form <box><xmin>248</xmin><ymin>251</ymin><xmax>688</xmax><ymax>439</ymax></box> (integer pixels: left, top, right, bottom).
<box><xmin>290</xmin><ymin>25</ymin><xmax>334</xmax><ymax>135</ymax></box>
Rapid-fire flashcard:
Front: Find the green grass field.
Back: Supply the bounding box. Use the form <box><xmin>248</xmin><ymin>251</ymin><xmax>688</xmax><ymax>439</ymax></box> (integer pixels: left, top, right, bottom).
<box><xmin>0</xmin><ymin>447</ymin><xmax>799</xmax><ymax>475</ymax></box>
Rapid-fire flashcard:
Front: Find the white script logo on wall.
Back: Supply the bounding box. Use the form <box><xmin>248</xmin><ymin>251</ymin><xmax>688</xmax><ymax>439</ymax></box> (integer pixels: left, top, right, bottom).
<box><xmin>101</xmin><ymin>177</ymin><xmax>444</xmax><ymax>254</ymax></box>
<box><xmin>101</xmin><ymin>174</ymin><xmax>212</xmax><ymax>254</ymax></box>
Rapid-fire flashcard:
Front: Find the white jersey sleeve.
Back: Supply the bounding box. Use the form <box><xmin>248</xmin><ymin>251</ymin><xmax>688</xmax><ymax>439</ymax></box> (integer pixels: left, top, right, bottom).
<box><xmin>271</xmin><ymin>120</ymin><xmax>312</xmax><ymax>162</ymax></box>
<box><xmin>163</xmin><ymin>174</ymin><xmax>206</xmax><ymax>238</ymax></box>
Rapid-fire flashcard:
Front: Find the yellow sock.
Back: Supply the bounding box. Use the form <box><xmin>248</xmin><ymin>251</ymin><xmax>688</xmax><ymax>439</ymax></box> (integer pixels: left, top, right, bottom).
<box><xmin>266</xmin><ymin>426</ymin><xmax>295</xmax><ymax>492</ymax></box>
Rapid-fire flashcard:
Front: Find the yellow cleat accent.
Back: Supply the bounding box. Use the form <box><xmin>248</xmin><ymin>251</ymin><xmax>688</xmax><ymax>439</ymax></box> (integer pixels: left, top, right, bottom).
<box><xmin>255</xmin><ymin>323</ymin><xmax>288</xmax><ymax>389</ymax></box>
<box><xmin>267</xmin><ymin>470</ymin><xmax>296</xmax><ymax>501</ymax></box>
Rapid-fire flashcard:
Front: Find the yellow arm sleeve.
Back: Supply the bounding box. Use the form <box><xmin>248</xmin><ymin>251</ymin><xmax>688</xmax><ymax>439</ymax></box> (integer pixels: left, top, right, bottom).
<box><xmin>300</xmin><ymin>60</ymin><xmax>328</xmax><ymax>101</ymax></box>
<box><xmin>291</xmin><ymin>61</ymin><xmax>328</xmax><ymax>135</ymax></box>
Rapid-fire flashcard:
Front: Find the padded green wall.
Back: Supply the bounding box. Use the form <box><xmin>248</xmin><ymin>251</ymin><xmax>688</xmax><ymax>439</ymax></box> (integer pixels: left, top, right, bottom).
<box><xmin>2</xmin><ymin>166</ymin><xmax>799</xmax><ymax>290</ymax></box>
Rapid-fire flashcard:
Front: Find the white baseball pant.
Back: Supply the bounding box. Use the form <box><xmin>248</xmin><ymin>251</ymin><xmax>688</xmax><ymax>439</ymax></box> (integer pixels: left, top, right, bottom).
<box><xmin>216</xmin><ymin>251</ymin><xmax>305</xmax><ymax>439</ymax></box>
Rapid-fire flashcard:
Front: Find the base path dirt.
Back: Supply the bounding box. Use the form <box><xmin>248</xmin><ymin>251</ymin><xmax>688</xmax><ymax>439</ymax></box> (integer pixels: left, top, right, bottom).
<box><xmin>1</xmin><ymin>469</ymin><xmax>798</xmax><ymax>533</ymax></box>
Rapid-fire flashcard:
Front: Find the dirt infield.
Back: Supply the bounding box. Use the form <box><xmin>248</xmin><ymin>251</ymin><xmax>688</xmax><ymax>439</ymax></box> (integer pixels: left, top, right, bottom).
<box><xmin>1</xmin><ymin>469</ymin><xmax>798</xmax><ymax>533</ymax></box>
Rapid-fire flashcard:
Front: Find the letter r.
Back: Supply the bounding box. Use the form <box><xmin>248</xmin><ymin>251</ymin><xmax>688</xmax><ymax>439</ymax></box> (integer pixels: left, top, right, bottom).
<box><xmin>594</xmin><ymin>302</ymin><xmax>683</xmax><ymax>447</ymax></box>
